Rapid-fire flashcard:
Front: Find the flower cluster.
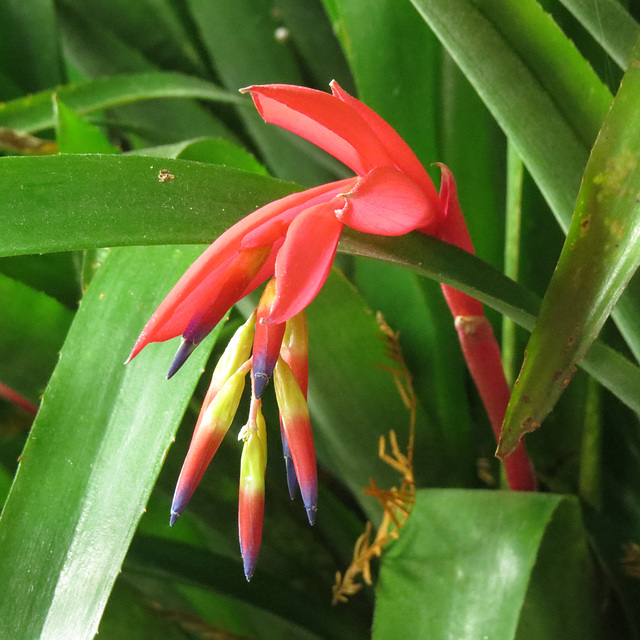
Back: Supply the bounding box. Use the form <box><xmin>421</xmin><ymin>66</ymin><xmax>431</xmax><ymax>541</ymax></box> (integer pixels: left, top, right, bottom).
<box><xmin>127</xmin><ymin>80</ymin><xmax>534</xmax><ymax>580</ymax></box>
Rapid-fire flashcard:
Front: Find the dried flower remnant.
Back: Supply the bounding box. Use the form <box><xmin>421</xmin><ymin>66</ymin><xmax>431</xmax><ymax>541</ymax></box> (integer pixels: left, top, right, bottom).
<box><xmin>621</xmin><ymin>542</ymin><xmax>640</xmax><ymax>580</ymax></box>
<box><xmin>333</xmin><ymin>317</ymin><xmax>416</xmax><ymax>604</ymax></box>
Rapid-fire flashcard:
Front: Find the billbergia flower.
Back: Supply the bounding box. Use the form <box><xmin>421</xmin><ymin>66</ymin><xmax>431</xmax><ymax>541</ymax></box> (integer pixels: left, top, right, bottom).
<box><xmin>127</xmin><ymin>81</ymin><xmax>535</xmax><ymax>579</ymax></box>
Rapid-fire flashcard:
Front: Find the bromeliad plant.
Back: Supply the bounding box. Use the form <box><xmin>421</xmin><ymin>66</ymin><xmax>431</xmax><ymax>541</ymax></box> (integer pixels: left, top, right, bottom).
<box><xmin>128</xmin><ymin>82</ymin><xmax>535</xmax><ymax>578</ymax></box>
<box><xmin>3</xmin><ymin>1</ymin><xmax>640</xmax><ymax>638</ymax></box>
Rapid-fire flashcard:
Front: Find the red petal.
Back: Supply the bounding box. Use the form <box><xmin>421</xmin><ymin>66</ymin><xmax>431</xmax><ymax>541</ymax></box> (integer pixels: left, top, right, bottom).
<box><xmin>436</xmin><ymin>164</ymin><xmax>483</xmax><ymax>317</ymax></box>
<box><xmin>127</xmin><ymin>178</ymin><xmax>355</xmax><ymax>361</ymax></box>
<box><xmin>330</xmin><ymin>80</ymin><xmax>441</xmax><ymax>216</ymax></box>
<box><xmin>436</xmin><ymin>163</ymin><xmax>475</xmax><ymax>253</ymax></box>
<box><xmin>337</xmin><ymin>166</ymin><xmax>432</xmax><ymax>236</ymax></box>
<box><xmin>266</xmin><ymin>202</ymin><xmax>344</xmax><ymax>324</ymax></box>
<box><xmin>243</xmin><ymin>84</ymin><xmax>393</xmax><ymax>176</ymax></box>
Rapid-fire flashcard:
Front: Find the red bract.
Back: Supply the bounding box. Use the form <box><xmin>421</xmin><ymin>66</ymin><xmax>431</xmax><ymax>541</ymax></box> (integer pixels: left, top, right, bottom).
<box><xmin>127</xmin><ymin>81</ymin><xmax>440</xmax><ymax>376</ymax></box>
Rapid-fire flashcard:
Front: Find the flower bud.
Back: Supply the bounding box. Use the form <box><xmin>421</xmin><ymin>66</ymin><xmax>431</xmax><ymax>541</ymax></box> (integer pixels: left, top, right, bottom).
<box><xmin>274</xmin><ymin>357</ymin><xmax>317</xmax><ymax>525</ymax></box>
<box><xmin>170</xmin><ymin>367</ymin><xmax>248</xmax><ymax>525</ymax></box>
<box><xmin>253</xmin><ymin>279</ymin><xmax>286</xmax><ymax>398</ymax></box>
<box><xmin>238</xmin><ymin>399</ymin><xmax>267</xmax><ymax>580</ymax></box>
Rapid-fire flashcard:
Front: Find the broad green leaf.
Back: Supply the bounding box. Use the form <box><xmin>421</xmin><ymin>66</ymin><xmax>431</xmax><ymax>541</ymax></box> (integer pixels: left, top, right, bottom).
<box><xmin>499</xmin><ymin>36</ymin><xmax>640</xmax><ymax>457</ymax></box>
<box><xmin>0</xmin><ymin>71</ymin><xmax>243</xmax><ymax>133</ymax></box>
<box><xmin>0</xmin><ymin>245</ymin><xmax>220</xmax><ymax>639</ymax></box>
<box><xmin>373</xmin><ymin>490</ymin><xmax>602</xmax><ymax>639</ymax></box>
<box><xmin>0</xmin><ymin>155</ymin><xmax>297</xmax><ymax>256</ymax></box>
<box><xmin>54</xmin><ymin>97</ymin><xmax>119</xmax><ymax>154</ymax></box>
<box><xmin>0</xmin><ymin>274</ymin><xmax>73</xmax><ymax>401</ymax></box>
<box><xmin>559</xmin><ymin>0</ymin><xmax>639</xmax><ymax>69</ymax></box>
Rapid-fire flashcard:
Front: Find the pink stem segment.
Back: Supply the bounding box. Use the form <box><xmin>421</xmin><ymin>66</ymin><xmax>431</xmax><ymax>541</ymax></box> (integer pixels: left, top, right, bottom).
<box><xmin>0</xmin><ymin>382</ymin><xmax>38</xmax><ymax>416</ymax></box>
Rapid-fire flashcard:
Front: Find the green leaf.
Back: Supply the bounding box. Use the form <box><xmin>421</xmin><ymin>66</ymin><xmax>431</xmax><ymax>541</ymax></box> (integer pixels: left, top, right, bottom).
<box><xmin>188</xmin><ymin>0</ymin><xmax>341</xmax><ymax>185</ymax></box>
<box><xmin>0</xmin><ymin>0</ymin><xmax>64</xmax><ymax>93</ymax></box>
<box><xmin>0</xmin><ymin>71</ymin><xmax>243</xmax><ymax>133</ymax></box>
<box><xmin>0</xmin><ymin>155</ymin><xmax>298</xmax><ymax>256</ymax></box>
<box><xmin>373</xmin><ymin>490</ymin><xmax>602</xmax><ymax>639</ymax></box>
<box><xmin>499</xmin><ymin>36</ymin><xmax>640</xmax><ymax>457</ymax></box>
<box><xmin>558</xmin><ymin>0</ymin><xmax>639</xmax><ymax>69</ymax></box>
<box><xmin>54</xmin><ymin>97</ymin><xmax>119</xmax><ymax>154</ymax></box>
<box><xmin>132</xmin><ymin>137</ymin><xmax>268</xmax><ymax>174</ymax></box>
<box><xmin>410</xmin><ymin>0</ymin><xmax>611</xmax><ymax>226</ymax></box>
<box><xmin>0</xmin><ymin>274</ymin><xmax>72</xmax><ymax>401</ymax></box>
<box><xmin>0</xmin><ymin>245</ymin><xmax>220</xmax><ymax>639</ymax></box>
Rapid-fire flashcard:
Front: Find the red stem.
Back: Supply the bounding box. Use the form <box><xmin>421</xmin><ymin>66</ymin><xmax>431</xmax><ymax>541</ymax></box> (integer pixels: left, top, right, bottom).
<box><xmin>443</xmin><ymin>291</ymin><xmax>536</xmax><ymax>491</ymax></box>
<box><xmin>434</xmin><ymin>165</ymin><xmax>535</xmax><ymax>491</ymax></box>
<box><xmin>0</xmin><ymin>381</ymin><xmax>38</xmax><ymax>416</ymax></box>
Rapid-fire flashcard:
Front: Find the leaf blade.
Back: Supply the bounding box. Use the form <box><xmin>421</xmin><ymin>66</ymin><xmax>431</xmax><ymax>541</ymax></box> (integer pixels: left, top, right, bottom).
<box><xmin>0</xmin><ymin>245</ymin><xmax>219</xmax><ymax>639</ymax></box>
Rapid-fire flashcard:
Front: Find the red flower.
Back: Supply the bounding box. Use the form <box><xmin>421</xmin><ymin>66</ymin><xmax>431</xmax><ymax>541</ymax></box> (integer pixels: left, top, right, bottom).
<box><xmin>127</xmin><ymin>81</ymin><xmax>440</xmax><ymax>376</ymax></box>
<box><xmin>129</xmin><ymin>81</ymin><xmax>535</xmax><ymax>581</ymax></box>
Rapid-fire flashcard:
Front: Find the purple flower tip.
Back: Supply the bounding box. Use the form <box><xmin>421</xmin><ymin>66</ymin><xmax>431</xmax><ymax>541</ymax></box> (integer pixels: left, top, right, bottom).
<box><xmin>253</xmin><ymin>371</ymin><xmax>270</xmax><ymax>399</ymax></box>
<box><xmin>167</xmin><ymin>339</ymin><xmax>198</xmax><ymax>379</ymax></box>
<box><xmin>305</xmin><ymin>504</ymin><xmax>317</xmax><ymax>526</ymax></box>
<box><xmin>284</xmin><ymin>454</ymin><xmax>299</xmax><ymax>499</ymax></box>
<box><xmin>242</xmin><ymin>549</ymin><xmax>258</xmax><ymax>581</ymax></box>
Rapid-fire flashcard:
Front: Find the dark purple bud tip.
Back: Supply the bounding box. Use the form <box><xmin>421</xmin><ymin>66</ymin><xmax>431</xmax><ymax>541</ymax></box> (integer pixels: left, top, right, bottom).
<box><xmin>252</xmin><ymin>371</ymin><xmax>271</xmax><ymax>399</ymax></box>
<box><xmin>169</xmin><ymin>509</ymin><xmax>180</xmax><ymax>527</ymax></box>
<box><xmin>284</xmin><ymin>455</ymin><xmax>299</xmax><ymax>500</ymax></box>
<box><xmin>242</xmin><ymin>552</ymin><xmax>257</xmax><ymax>582</ymax></box>
<box><xmin>305</xmin><ymin>504</ymin><xmax>317</xmax><ymax>526</ymax></box>
<box><xmin>167</xmin><ymin>339</ymin><xmax>198</xmax><ymax>379</ymax></box>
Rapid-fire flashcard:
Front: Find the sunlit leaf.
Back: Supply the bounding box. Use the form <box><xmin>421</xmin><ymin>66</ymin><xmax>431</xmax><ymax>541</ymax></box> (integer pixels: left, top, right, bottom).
<box><xmin>0</xmin><ymin>245</ymin><xmax>219</xmax><ymax>638</ymax></box>
<box><xmin>499</xmin><ymin>35</ymin><xmax>640</xmax><ymax>457</ymax></box>
<box><xmin>373</xmin><ymin>490</ymin><xmax>602</xmax><ymax>639</ymax></box>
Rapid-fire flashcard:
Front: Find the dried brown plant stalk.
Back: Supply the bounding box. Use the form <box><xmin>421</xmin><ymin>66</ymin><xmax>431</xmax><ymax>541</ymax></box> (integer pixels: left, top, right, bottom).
<box><xmin>621</xmin><ymin>542</ymin><xmax>640</xmax><ymax>580</ymax></box>
<box><xmin>332</xmin><ymin>313</ymin><xmax>417</xmax><ymax>605</ymax></box>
